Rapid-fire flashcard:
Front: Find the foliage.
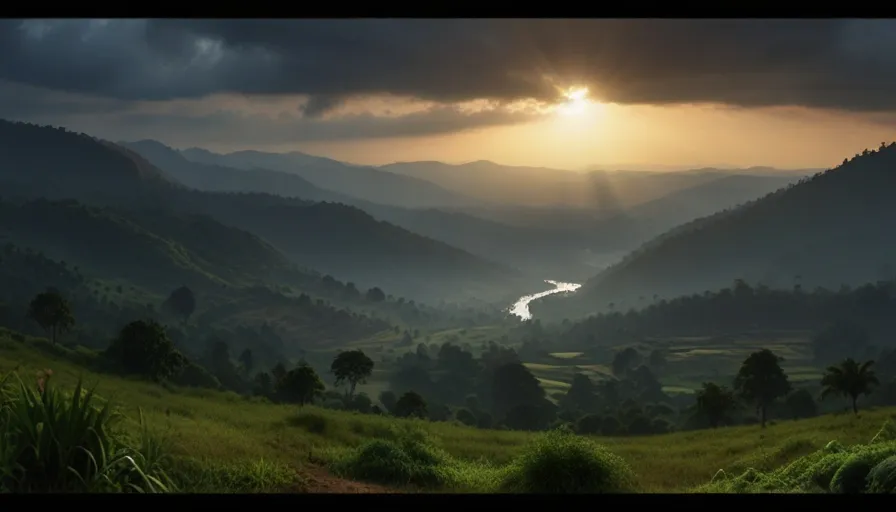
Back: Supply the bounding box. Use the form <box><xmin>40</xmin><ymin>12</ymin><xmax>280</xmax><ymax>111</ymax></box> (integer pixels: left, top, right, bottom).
<box><xmin>821</xmin><ymin>358</ymin><xmax>879</xmax><ymax>414</ymax></box>
<box><xmin>394</xmin><ymin>392</ymin><xmax>427</xmax><ymax>419</ymax></box>
<box><xmin>733</xmin><ymin>349</ymin><xmax>791</xmax><ymax>427</ymax></box>
<box><xmin>277</xmin><ymin>364</ymin><xmax>325</xmax><ymax>406</ymax></box>
<box><xmin>27</xmin><ymin>290</ymin><xmax>75</xmax><ymax>345</ymax></box>
<box><xmin>163</xmin><ymin>286</ymin><xmax>195</xmax><ymax>324</ymax></box>
<box><xmin>331</xmin><ymin>350</ymin><xmax>374</xmax><ymax>399</ymax></box>
<box><xmin>695</xmin><ymin>382</ymin><xmax>739</xmax><ymax>428</ymax></box>
<box><xmin>702</xmin><ymin>420</ymin><xmax>896</xmax><ymax>493</ymax></box>
<box><xmin>0</xmin><ymin>370</ymin><xmax>174</xmax><ymax>492</ymax></box>
<box><xmin>501</xmin><ymin>428</ymin><xmax>636</xmax><ymax>493</ymax></box>
<box><xmin>105</xmin><ymin>320</ymin><xmax>185</xmax><ymax>382</ymax></box>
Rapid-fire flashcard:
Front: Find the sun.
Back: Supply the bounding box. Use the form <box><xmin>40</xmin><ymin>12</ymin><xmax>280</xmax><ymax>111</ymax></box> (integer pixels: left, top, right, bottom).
<box><xmin>558</xmin><ymin>87</ymin><xmax>591</xmax><ymax>116</ymax></box>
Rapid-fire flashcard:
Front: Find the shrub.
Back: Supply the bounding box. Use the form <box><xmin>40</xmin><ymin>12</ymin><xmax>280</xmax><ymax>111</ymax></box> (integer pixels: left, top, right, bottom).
<box><xmin>0</xmin><ymin>370</ymin><xmax>174</xmax><ymax>492</ymax></box>
<box><xmin>501</xmin><ymin>429</ymin><xmax>636</xmax><ymax>493</ymax></box>
<box><xmin>331</xmin><ymin>427</ymin><xmax>453</xmax><ymax>488</ymax></box>
<box><xmin>866</xmin><ymin>456</ymin><xmax>896</xmax><ymax>493</ymax></box>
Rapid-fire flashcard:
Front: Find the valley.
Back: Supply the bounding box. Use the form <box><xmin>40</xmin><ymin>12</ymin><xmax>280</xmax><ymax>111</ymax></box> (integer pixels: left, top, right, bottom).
<box><xmin>2</xmin><ymin>18</ymin><xmax>896</xmax><ymax>495</ymax></box>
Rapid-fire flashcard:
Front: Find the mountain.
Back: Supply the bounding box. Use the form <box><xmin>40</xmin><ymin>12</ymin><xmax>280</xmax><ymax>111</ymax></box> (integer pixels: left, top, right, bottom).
<box><xmin>180</xmin><ymin>147</ymin><xmax>482</xmax><ymax>209</ymax></box>
<box><xmin>0</xmin><ymin>120</ymin><xmax>182</xmax><ymax>200</ymax></box>
<box><xmin>123</xmin><ymin>140</ymin><xmax>601</xmax><ymax>279</ymax></box>
<box><xmin>122</xmin><ymin>140</ymin><xmax>357</xmax><ymax>205</ymax></box>
<box><xmin>0</xmin><ymin>120</ymin><xmax>532</xmax><ymax>305</ymax></box>
<box><xmin>0</xmin><ymin>198</ymin><xmax>315</xmax><ymax>293</ymax></box>
<box><xmin>534</xmin><ymin>144</ymin><xmax>896</xmax><ymax>319</ymax></box>
<box><xmin>381</xmin><ymin>160</ymin><xmax>790</xmax><ymax>211</ymax></box>
<box><xmin>124</xmin><ymin>140</ymin><xmax>799</xmax><ymax>282</ymax></box>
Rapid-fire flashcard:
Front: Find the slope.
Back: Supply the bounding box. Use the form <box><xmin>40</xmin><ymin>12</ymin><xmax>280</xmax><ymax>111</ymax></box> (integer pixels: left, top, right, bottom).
<box><xmin>122</xmin><ymin>140</ymin><xmax>357</xmax><ymax>205</ymax></box>
<box><xmin>0</xmin><ymin>120</ymin><xmax>531</xmax><ymax>305</ymax></box>
<box><xmin>124</xmin><ymin>140</ymin><xmax>596</xmax><ymax>280</ymax></box>
<box><xmin>0</xmin><ymin>119</ymin><xmax>183</xmax><ymax>200</ymax></box>
<box><xmin>545</xmin><ymin>144</ymin><xmax>896</xmax><ymax>317</ymax></box>
<box><xmin>181</xmin><ymin>147</ymin><xmax>482</xmax><ymax>209</ymax></box>
<box><xmin>1</xmin><ymin>328</ymin><xmax>894</xmax><ymax>493</ymax></box>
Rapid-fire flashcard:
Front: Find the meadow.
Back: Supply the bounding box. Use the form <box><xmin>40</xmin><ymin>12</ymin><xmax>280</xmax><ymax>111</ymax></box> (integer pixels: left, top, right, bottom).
<box><xmin>2</xmin><ymin>328</ymin><xmax>894</xmax><ymax>493</ymax></box>
<box><xmin>519</xmin><ymin>332</ymin><xmax>820</xmax><ymax>399</ymax></box>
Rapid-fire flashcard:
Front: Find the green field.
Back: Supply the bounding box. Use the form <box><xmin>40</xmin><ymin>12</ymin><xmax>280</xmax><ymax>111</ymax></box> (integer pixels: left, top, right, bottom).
<box><xmin>521</xmin><ymin>333</ymin><xmax>820</xmax><ymax>397</ymax></box>
<box><xmin>2</xmin><ymin>329</ymin><xmax>895</xmax><ymax>493</ymax></box>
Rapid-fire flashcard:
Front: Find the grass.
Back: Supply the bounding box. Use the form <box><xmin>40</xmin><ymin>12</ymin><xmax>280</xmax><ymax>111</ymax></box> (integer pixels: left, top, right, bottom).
<box><xmin>3</xmin><ymin>329</ymin><xmax>896</xmax><ymax>493</ymax></box>
<box><xmin>520</xmin><ymin>333</ymin><xmax>819</xmax><ymax>397</ymax></box>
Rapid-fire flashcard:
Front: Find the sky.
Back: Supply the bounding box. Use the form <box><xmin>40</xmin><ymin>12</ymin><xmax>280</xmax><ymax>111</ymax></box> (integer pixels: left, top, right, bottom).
<box><xmin>2</xmin><ymin>19</ymin><xmax>896</xmax><ymax>171</ymax></box>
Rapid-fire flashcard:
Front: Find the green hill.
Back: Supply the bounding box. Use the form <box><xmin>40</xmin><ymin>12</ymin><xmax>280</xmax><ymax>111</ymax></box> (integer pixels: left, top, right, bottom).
<box><xmin>0</xmin><ymin>119</ymin><xmax>533</xmax><ymax>305</ymax></box>
<box><xmin>1</xmin><ymin>327</ymin><xmax>894</xmax><ymax>493</ymax></box>
<box><xmin>539</xmin><ymin>143</ymin><xmax>896</xmax><ymax>319</ymax></box>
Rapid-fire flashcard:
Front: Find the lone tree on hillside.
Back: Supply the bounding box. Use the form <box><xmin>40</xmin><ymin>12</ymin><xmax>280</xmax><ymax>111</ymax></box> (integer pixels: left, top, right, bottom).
<box><xmin>105</xmin><ymin>319</ymin><xmax>185</xmax><ymax>382</ymax></box>
<box><xmin>820</xmin><ymin>358</ymin><xmax>879</xmax><ymax>415</ymax></box>
<box><xmin>277</xmin><ymin>364</ymin><xmax>325</xmax><ymax>406</ymax></box>
<box><xmin>733</xmin><ymin>349</ymin><xmax>791</xmax><ymax>428</ymax></box>
<box><xmin>695</xmin><ymin>382</ymin><xmax>739</xmax><ymax>428</ymax></box>
<box><xmin>394</xmin><ymin>391</ymin><xmax>427</xmax><ymax>418</ymax></box>
<box><xmin>163</xmin><ymin>285</ymin><xmax>196</xmax><ymax>325</ymax></box>
<box><xmin>331</xmin><ymin>349</ymin><xmax>374</xmax><ymax>400</ymax></box>
<box><xmin>27</xmin><ymin>289</ymin><xmax>75</xmax><ymax>345</ymax></box>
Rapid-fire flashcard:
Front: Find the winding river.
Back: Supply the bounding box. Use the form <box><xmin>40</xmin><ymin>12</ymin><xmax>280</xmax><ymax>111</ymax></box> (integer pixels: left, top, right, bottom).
<box><xmin>508</xmin><ymin>280</ymin><xmax>581</xmax><ymax>321</ymax></box>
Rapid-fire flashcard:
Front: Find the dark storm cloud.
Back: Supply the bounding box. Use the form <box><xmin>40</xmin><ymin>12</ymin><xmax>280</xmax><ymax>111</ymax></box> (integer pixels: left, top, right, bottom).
<box><xmin>1</xmin><ymin>19</ymin><xmax>896</xmax><ymax>112</ymax></box>
<box><xmin>0</xmin><ymin>79</ymin><xmax>539</xmax><ymax>145</ymax></box>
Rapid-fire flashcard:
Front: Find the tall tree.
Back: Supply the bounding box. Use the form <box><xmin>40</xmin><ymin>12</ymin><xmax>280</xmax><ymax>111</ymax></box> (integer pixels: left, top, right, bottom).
<box><xmin>820</xmin><ymin>358</ymin><xmax>879</xmax><ymax>415</ymax></box>
<box><xmin>331</xmin><ymin>349</ymin><xmax>374</xmax><ymax>399</ymax></box>
<box><xmin>733</xmin><ymin>349</ymin><xmax>791</xmax><ymax>428</ymax></box>
<box><xmin>163</xmin><ymin>285</ymin><xmax>196</xmax><ymax>325</ymax></box>
<box><xmin>394</xmin><ymin>391</ymin><xmax>427</xmax><ymax>418</ymax></box>
<box><xmin>27</xmin><ymin>290</ymin><xmax>75</xmax><ymax>345</ymax></box>
<box><xmin>105</xmin><ymin>319</ymin><xmax>185</xmax><ymax>382</ymax></box>
<box><xmin>277</xmin><ymin>364</ymin><xmax>325</xmax><ymax>406</ymax></box>
<box><xmin>695</xmin><ymin>382</ymin><xmax>738</xmax><ymax>428</ymax></box>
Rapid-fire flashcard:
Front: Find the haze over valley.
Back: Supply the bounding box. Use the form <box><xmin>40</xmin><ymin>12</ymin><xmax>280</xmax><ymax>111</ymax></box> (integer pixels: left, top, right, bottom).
<box><xmin>2</xmin><ymin>19</ymin><xmax>896</xmax><ymax>495</ymax></box>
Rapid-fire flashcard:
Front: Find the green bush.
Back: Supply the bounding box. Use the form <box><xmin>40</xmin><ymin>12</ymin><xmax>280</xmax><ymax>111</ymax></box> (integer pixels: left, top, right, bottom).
<box><xmin>331</xmin><ymin>427</ymin><xmax>453</xmax><ymax>488</ymax></box>
<box><xmin>866</xmin><ymin>456</ymin><xmax>896</xmax><ymax>493</ymax></box>
<box><xmin>0</xmin><ymin>370</ymin><xmax>174</xmax><ymax>492</ymax></box>
<box><xmin>501</xmin><ymin>429</ymin><xmax>636</xmax><ymax>493</ymax></box>
<box><xmin>700</xmin><ymin>421</ymin><xmax>896</xmax><ymax>494</ymax></box>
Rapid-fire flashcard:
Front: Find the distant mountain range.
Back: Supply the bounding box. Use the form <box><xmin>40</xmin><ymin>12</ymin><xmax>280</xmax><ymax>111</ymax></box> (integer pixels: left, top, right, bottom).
<box><xmin>123</xmin><ymin>140</ymin><xmax>798</xmax><ymax>281</ymax></box>
<box><xmin>0</xmin><ymin>119</ymin><xmax>535</xmax><ymax>305</ymax></box>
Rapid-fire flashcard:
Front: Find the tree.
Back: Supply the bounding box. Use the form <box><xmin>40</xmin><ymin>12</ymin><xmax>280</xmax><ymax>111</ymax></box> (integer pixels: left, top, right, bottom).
<box><xmin>491</xmin><ymin>362</ymin><xmax>546</xmax><ymax>419</ymax></box>
<box><xmin>331</xmin><ymin>349</ymin><xmax>374</xmax><ymax>399</ymax></box>
<box><xmin>695</xmin><ymin>382</ymin><xmax>738</xmax><ymax>428</ymax></box>
<box><xmin>27</xmin><ymin>290</ymin><xmax>75</xmax><ymax>345</ymax></box>
<box><xmin>105</xmin><ymin>320</ymin><xmax>185</xmax><ymax>381</ymax></box>
<box><xmin>378</xmin><ymin>390</ymin><xmax>397</xmax><ymax>413</ymax></box>
<box><xmin>163</xmin><ymin>285</ymin><xmax>196</xmax><ymax>325</ymax></box>
<box><xmin>611</xmin><ymin>347</ymin><xmax>642</xmax><ymax>377</ymax></box>
<box><xmin>563</xmin><ymin>373</ymin><xmax>597</xmax><ymax>412</ymax></box>
<box><xmin>820</xmin><ymin>358</ymin><xmax>879</xmax><ymax>415</ymax></box>
<box><xmin>277</xmin><ymin>364</ymin><xmax>325</xmax><ymax>406</ymax></box>
<box><xmin>365</xmin><ymin>287</ymin><xmax>386</xmax><ymax>302</ymax></box>
<box><xmin>785</xmin><ymin>389</ymin><xmax>818</xmax><ymax>419</ymax></box>
<box><xmin>733</xmin><ymin>349</ymin><xmax>791</xmax><ymax>428</ymax></box>
<box><xmin>394</xmin><ymin>391</ymin><xmax>427</xmax><ymax>418</ymax></box>
<box><xmin>238</xmin><ymin>348</ymin><xmax>254</xmax><ymax>376</ymax></box>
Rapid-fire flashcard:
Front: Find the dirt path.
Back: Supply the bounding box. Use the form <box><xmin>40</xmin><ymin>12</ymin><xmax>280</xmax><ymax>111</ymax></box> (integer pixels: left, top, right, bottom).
<box><xmin>295</xmin><ymin>466</ymin><xmax>404</xmax><ymax>493</ymax></box>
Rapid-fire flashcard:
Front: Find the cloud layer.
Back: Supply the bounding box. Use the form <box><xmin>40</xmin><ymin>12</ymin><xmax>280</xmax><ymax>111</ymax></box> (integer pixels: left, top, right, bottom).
<box><xmin>2</xmin><ymin>19</ymin><xmax>895</xmax><ymax>145</ymax></box>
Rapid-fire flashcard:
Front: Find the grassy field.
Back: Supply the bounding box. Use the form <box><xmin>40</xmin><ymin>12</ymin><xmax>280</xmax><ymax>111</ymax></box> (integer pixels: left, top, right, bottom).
<box><xmin>521</xmin><ymin>332</ymin><xmax>820</xmax><ymax>398</ymax></box>
<box><xmin>2</xmin><ymin>328</ymin><xmax>895</xmax><ymax>493</ymax></box>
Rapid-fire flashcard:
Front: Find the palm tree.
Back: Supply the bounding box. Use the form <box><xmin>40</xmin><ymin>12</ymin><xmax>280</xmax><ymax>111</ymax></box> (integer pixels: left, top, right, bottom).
<box><xmin>820</xmin><ymin>358</ymin><xmax>879</xmax><ymax>415</ymax></box>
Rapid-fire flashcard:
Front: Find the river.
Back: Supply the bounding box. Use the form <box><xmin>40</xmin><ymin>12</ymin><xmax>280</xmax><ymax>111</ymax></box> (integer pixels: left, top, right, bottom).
<box><xmin>508</xmin><ymin>280</ymin><xmax>581</xmax><ymax>321</ymax></box>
